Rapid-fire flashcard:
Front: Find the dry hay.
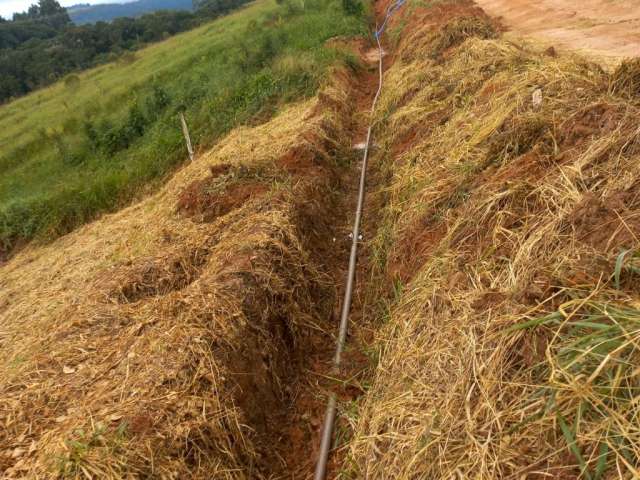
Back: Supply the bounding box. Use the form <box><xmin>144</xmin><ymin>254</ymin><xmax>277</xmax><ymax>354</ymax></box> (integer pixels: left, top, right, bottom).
<box><xmin>347</xmin><ymin>0</ymin><xmax>640</xmax><ymax>478</ymax></box>
<box><xmin>0</xmin><ymin>65</ymin><xmax>356</xmax><ymax>478</ymax></box>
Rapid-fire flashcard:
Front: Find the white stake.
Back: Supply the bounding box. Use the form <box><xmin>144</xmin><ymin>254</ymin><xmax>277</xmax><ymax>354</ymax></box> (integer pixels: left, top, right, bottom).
<box><xmin>180</xmin><ymin>112</ymin><xmax>194</xmax><ymax>161</ymax></box>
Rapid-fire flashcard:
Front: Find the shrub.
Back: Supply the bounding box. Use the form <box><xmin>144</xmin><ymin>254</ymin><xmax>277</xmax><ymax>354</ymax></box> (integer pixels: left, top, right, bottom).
<box><xmin>342</xmin><ymin>0</ymin><xmax>363</xmax><ymax>16</ymax></box>
<box><xmin>64</xmin><ymin>74</ymin><xmax>81</xmax><ymax>88</ymax></box>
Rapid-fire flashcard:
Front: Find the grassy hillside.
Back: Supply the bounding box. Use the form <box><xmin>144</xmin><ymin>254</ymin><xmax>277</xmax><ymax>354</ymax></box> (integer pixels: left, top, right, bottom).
<box><xmin>0</xmin><ymin>68</ymin><xmax>359</xmax><ymax>477</ymax></box>
<box><xmin>0</xmin><ymin>0</ymin><xmax>365</xmax><ymax>255</ymax></box>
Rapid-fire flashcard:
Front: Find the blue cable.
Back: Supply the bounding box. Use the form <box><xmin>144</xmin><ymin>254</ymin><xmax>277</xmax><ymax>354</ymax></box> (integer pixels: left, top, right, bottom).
<box><xmin>375</xmin><ymin>0</ymin><xmax>408</xmax><ymax>39</ymax></box>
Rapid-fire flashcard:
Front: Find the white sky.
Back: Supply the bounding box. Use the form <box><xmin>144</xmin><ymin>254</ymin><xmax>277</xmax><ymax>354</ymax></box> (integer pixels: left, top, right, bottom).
<box><xmin>0</xmin><ymin>0</ymin><xmax>124</xmax><ymax>18</ymax></box>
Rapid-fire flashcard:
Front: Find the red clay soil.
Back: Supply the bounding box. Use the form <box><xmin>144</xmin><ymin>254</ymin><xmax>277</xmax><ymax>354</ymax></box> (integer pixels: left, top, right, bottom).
<box><xmin>264</xmin><ymin>58</ymin><xmax>384</xmax><ymax>479</ymax></box>
<box><xmin>559</xmin><ymin>103</ymin><xmax>623</xmax><ymax>148</ymax></box>
<box><xmin>475</xmin><ymin>0</ymin><xmax>640</xmax><ymax>64</ymax></box>
<box><xmin>389</xmin><ymin>217</ymin><xmax>447</xmax><ymax>284</ymax></box>
<box><xmin>570</xmin><ymin>189</ymin><xmax>640</xmax><ymax>252</ymax></box>
<box><xmin>170</xmin><ymin>37</ymin><xmax>387</xmax><ymax>479</ymax></box>
<box><xmin>170</xmin><ymin>9</ymin><xmax>397</xmax><ymax>478</ymax></box>
<box><xmin>392</xmin><ymin>0</ymin><xmax>495</xmax><ymax>38</ymax></box>
<box><xmin>176</xmin><ymin>164</ymin><xmax>270</xmax><ymax>222</ymax></box>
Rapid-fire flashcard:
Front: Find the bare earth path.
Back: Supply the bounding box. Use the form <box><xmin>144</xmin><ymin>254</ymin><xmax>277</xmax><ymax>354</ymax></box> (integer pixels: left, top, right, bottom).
<box><xmin>475</xmin><ymin>0</ymin><xmax>640</xmax><ymax>64</ymax></box>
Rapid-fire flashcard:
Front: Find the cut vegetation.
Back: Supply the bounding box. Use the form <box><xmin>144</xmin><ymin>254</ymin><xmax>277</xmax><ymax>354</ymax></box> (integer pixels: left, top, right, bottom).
<box><xmin>346</xmin><ymin>0</ymin><xmax>640</xmax><ymax>477</ymax></box>
<box><xmin>0</xmin><ymin>61</ymin><xmax>365</xmax><ymax>477</ymax></box>
<box><xmin>3</xmin><ymin>0</ymin><xmax>640</xmax><ymax>478</ymax></box>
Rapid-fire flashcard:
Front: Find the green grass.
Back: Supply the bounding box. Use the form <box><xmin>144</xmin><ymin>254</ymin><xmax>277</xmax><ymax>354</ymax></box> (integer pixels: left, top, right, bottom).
<box><xmin>510</xmin><ymin>277</ymin><xmax>640</xmax><ymax>478</ymax></box>
<box><xmin>0</xmin><ymin>0</ymin><xmax>366</xmax><ymax>252</ymax></box>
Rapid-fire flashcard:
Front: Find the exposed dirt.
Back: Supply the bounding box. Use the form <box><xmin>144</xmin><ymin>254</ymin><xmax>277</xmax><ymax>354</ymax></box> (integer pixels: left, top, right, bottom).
<box><xmin>559</xmin><ymin>103</ymin><xmax>622</xmax><ymax>148</ymax></box>
<box><xmin>176</xmin><ymin>164</ymin><xmax>271</xmax><ymax>222</ymax></box>
<box><xmin>570</xmin><ymin>189</ymin><xmax>640</xmax><ymax>252</ymax></box>
<box><xmin>389</xmin><ymin>216</ymin><xmax>447</xmax><ymax>284</ymax></box>
<box><xmin>260</xmin><ymin>49</ymin><xmax>385</xmax><ymax>479</ymax></box>
<box><xmin>163</xmin><ymin>44</ymin><xmax>387</xmax><ymax>479</ymax></box>
<box><xmin>237</xmin><ymin>27</ymin><xmax>401</xmax><ymax>480</ymax></box>
<box><xmin>475</xmin><ymin>0</ymin><xmax>640</xmax><ymax>64</ymax></box>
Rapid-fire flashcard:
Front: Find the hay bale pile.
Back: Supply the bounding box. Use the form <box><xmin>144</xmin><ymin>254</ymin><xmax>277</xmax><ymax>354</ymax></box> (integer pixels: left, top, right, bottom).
<box><xmin>0</xmin><ymin>68</ymin><xmax>354</xmax><ymax>478</ymax></box>
<box><xmin>348</xmin><ymin>0</ymin><xmax>640</xmax><ymax>477</ymax></box>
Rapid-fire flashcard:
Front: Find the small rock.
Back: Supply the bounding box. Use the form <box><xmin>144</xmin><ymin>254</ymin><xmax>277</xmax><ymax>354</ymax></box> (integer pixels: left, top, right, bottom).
<box><xmin>532</xmin><ymin>88</ymin><xmax>543</xmax><ymax>109</ymax></box>
<box><xmin>11</xmin><ymin>448</ymin><xmax>26</xmax><ymax>458</ymax></box>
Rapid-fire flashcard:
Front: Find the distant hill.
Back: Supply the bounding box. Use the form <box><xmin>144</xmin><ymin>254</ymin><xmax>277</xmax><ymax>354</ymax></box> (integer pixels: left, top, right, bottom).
<box><xmin>68</xmin><ymin>0</ymin><xmax>193</xmax><ymax>24</ymax></box>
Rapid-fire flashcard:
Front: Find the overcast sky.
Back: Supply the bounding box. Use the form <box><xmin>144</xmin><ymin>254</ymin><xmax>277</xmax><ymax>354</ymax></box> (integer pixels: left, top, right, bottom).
<box><xmin>0</xmin><ymin>0</ymin><xmax>124</xmax><ymax>18</ymax></box>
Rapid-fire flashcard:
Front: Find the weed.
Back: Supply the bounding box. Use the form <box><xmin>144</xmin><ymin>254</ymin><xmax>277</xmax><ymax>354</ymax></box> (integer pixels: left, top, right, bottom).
<box><xmin>58</xmin><ymin>423</ymin><xmax>129</xmax><ymax>477</ymax></box>
<box><xmin>510</xmin><ymin>297</ymin><xmax>640</xmax><ymax>478</ymax></box>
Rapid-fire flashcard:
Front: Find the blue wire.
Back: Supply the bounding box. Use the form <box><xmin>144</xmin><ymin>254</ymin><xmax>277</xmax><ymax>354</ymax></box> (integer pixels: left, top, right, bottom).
<box><xmin>375</xmin><ymin>0</ymin><xmax>407</xmax><ymax>39</ymax></box>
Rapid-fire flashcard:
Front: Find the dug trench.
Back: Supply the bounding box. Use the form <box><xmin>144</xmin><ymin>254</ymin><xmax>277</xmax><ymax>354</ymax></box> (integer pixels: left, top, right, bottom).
<box><xmin>0</xmin><ymin>34</ymin><xmax>390</xmax><ymax>477</ymax></box>
<box><xmin>5</xmin><ymin>1</ymin><xmax>531</xmax><ymax>475</ymax></box>
<box><xmin>243</xmin><ymin>44</ymin><xmax>389</xmax><ymax>477</ymax></box>
<box><xmin>264</xmin><ymin>52</ymin><xmax>390</xmax><ymax>480</ymax></box>
<box><xmin>167</xmin><ymin>38</ymin><xmax>388</xmax><ymax>478</ymax></box>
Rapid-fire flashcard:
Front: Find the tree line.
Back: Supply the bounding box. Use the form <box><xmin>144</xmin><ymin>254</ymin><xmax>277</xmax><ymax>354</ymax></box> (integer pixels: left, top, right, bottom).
<box><xmin>0</xmin><ymin>0</ymin><xmax>250</xmax><ymax>103</ymax></box>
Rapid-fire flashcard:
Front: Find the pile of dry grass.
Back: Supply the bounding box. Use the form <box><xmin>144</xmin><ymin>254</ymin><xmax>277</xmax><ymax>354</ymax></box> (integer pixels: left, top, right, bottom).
<box><xmin>0</xmin><ymin>63</ymin><xmax>357</xmax><ymax>478</ymax></box>
<box><xmin>346</xmin><ymin>0</ymin><xmax>640</xmax><ymax>478</ymax></box>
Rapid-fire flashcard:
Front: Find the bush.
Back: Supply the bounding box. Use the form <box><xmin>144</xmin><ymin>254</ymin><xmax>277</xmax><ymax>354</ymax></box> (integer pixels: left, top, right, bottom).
<box><xmin>146</xmin><ymin>84</ymin><xmax>171</xmax><ymax>115</ymax></box>
<box><xmin>118</xmin><ymin>51</ymin><xmax>137</xmax><ymax>65</ymax></box>
<box><xmin>64</xmin><ymin>74</ymin><xmax>80</xmax><ymax>88</ymax></box>
<box><xmin>342</xmin><ymin>0</ymin><xmax>363</xmax><ymax>16</ymax></box>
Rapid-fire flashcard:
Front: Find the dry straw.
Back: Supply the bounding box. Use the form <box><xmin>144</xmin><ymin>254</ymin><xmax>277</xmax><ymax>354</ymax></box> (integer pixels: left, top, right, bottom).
<box><xmin>0</xmin><ymin>65</ymin><xmax>355</xmax><ymax>478</ymax></box>
<box><xmin>347</xmin><ymin>0</ymin><xmax>640</xmax><ymax>478</ymax></box>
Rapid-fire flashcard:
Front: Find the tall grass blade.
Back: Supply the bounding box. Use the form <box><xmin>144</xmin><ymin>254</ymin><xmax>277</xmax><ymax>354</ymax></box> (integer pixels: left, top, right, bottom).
<box><xmin>594</xmin><ymin>441</ymin><xmax>609</xmax><ymax>480</ymax></box>
<box><xmin>614</xmin><ymin>249</ymin><xmax>632</xmax><ymax>290</ymax></box>
<box><xmin>558</xmin><ymin>413</ymin><xmax>592</xmax><ymax>480</ymax></box>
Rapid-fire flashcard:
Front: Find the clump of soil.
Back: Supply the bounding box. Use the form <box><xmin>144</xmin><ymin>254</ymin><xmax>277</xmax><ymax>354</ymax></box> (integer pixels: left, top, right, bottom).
<box><xmin>560</xmin><ymin>103</ymin><xmax>621</xmax><ymax>147</ymax></box>
<box><xmin>177</xmin><ymin>164</ymin><xmax>273</xmax><ymax>222</ymax></box>
<box><xmin>569</xmin><ymin>190</ymin><xmax>640</xmax><ymax>252</ymax></box>
<box><xmin>389</xmin><ymin>215</ymin><xmax>448</xmax><ymax>283</ymax></box>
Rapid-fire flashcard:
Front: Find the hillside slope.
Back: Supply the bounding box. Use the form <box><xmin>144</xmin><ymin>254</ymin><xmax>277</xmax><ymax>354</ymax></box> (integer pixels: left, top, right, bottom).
<box><xmin>346</xmin><ymin>0</ymin><xmax>640</xmax><ymax>478</ymax></box>
<box><xmin>0</xmin><ymin>64</ymin><xmax>362</xmax><ymax>477</ymax></box>
<box><xmin>0</xmin><ymin>0</ymin><xmax>364</xmax><ymax>258</ymax></box>
<box><xmin>4</xmin><ymin>0</ymin><xmax>640</xmax><ymax>478</ymax></box>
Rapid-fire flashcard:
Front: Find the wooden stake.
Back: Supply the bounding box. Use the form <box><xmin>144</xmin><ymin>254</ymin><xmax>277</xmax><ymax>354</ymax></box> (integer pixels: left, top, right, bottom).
<box><xmin>180</xmin><ymin>112</ymin><xmax>194</xmax><ymax>161</ymax></box>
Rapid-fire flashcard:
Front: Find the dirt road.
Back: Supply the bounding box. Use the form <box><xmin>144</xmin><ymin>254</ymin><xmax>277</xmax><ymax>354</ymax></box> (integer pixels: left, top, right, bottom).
<box><xmin>475</xmin><ymin>0</ymin><xmax>640</xmax><ymax>64</ymax></box>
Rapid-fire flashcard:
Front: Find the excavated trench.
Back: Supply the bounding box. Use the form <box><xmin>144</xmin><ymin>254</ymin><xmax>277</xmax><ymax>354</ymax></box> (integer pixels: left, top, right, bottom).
<box><xmin>111</xmin><ymin>47</ymin><xmax>389</xmax><ymax>477</ymax></box>
<box><xmin>0</xmin><ymin>14</ymin><xmax>394</xmax><ymax>480</ymax></box>
<box><xmin>237</xmin><ymin>42</ymin><xmax>389</xmax><ymax>479</ymax></box>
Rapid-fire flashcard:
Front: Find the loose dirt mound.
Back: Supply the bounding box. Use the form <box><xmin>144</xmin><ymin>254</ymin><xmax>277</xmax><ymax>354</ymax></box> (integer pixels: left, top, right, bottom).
<box><xmin>346</xmin><ymin>0</ymin><xmax>640</xmax><ymax>478</ymax></box>
<box><xmin>176</xmin><ymin>164</ymin><xmax>273</xmax><ymax>222</ymax></box>
<box><xmin>0</xmin><ymin>66</ymin><xmax>355</xmax><ymax>478</ymax></box>
<box><xmin>475</xmin><ymin>0</ymin><xmax>640</xmax><ymax>65</ymax></box>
